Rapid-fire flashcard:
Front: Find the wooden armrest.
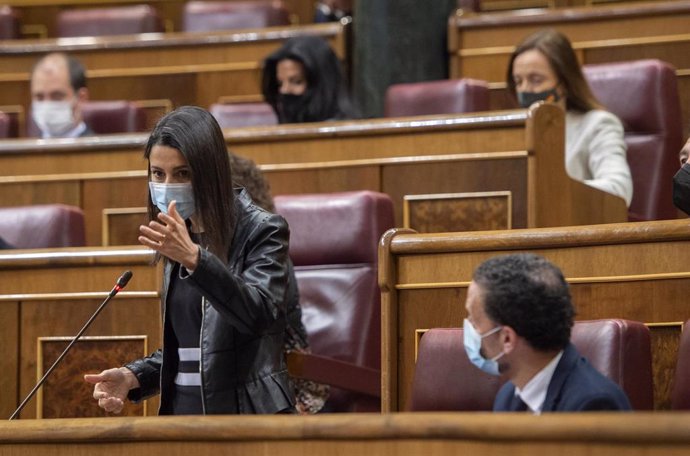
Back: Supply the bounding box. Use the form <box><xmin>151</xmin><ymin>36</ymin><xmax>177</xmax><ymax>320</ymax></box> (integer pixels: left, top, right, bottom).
<box><xmin>286</xmin><ymin>351</ymin><xmax>380</xmax><ymax>398</ymax></box>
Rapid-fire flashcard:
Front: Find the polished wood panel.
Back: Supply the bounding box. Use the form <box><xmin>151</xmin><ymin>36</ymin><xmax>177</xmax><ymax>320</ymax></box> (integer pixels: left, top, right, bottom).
<box><xmin>0</xmin><ymin>247</ymin><xmax>161</xmax><ymax>420</ymax></box>
<box><xmin>378</xmin><ymin>219</ymin><xmax>690</xmax><ymax>412</ymax></box>
<box><xmin>37</xmin><ymin>336</ymin><xmax>148</xmax><ymax>418</ymax></box>
<box><xmin>2</xmin><ymin>413</ymin><xmax>690</xmax><ymax>455</ymax></box>
<box><xmin>0</xmin><ymin>22</ymin><xmax>345</xmax><ymax>119</ymax></box>
<box><xmin>0</xmin><ymin>104</ymin><xmax>627</xmax><ymax>245</ymax></box>
<box><xmin>403</xmin><ymin>191</ymin><xmax>512</xmax><ymax>233</ymax></box>
<box><xmin>449</xmin><ymin>1</ymin><xmax>690</xmax><ymax>134</ymax></box>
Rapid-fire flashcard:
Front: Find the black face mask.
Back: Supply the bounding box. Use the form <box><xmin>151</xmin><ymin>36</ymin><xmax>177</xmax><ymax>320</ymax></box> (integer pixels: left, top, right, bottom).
<box><xmin>517</xmin><ymin>87</ymin><xmax>560</xmax><ymax>109</ymax></box>
<box><xmin>673</xmin><ymin>162</ymin><xmax>690</xmax><ymax>215</ymax></box>
<box><xmin>277</xmin><ymin>94</ymin><xmax>307</xmax><ymax>124</ymax></box>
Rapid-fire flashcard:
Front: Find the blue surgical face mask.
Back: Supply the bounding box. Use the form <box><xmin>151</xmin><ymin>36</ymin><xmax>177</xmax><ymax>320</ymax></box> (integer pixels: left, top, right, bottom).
<box><xmin>517</xmin><ymin>87</ymin><xmax>560</xmax><ymax>109</ymax></box>
<box><xmin>148</xmin><ymin>182</ymin><xmax>196</xmax><ymax>220</ymax></box>
<box><xmin>463</xmin><ymin>318</ymin><xmax>505</xmax><ymax>376</ymax></box>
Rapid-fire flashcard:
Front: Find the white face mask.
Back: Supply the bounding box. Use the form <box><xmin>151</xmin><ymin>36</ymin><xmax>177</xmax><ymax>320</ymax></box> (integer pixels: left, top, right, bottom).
<box><xmin>32</xmin><ymin>100</ymin><xmax>76</xmax><ymax>138</ymax></box>
<box><xmin>463</xmin><ymin>318</ymin><xmax>505</xmax><ymax>376</ymax></box>
<box><xmin>149</xmin><ymin>182</ymin><xmax>196</xmax><ymax>220</ymax></box>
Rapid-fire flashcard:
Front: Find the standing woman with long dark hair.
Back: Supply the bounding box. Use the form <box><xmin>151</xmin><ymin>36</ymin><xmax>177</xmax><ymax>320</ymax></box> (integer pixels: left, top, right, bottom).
<box><xmin>85</xmin><ymin>106</ymin><xmax>295</xmax><ymax>415</ymax></box>
<box><xmin>262</xmin><ymin>35</ymin><xmax>359</xmax><ymax>124</ymax></box>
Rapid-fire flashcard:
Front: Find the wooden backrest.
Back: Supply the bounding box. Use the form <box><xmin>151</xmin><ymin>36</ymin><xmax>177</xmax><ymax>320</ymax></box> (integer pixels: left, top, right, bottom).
<box><xmin>379</xmin><ymin>219</ymin><xmax>690</xmax><ymax>412</ymax></box>
<box><xmin>0</xmin><ymin>104</ymin><xmax>627</xmax><ymax>246</ymax></box>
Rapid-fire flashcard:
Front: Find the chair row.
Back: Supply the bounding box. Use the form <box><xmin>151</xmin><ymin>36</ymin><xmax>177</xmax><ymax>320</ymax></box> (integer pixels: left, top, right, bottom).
<box><xmin>208</xmin><ymin>57</ymin><xmax>682</xmax><ymax>222</ymax></box>
<box><xmin>0</xmin><ymin>99</ymin><xmax>171</xmax><ymax>138</ymax></box>
<box><xmin>0</xmin><ymin>1</ymin><xmax>293</xmax><ymax>39</ymax></box>
<box><xmin>412</xmin><ymin>318</ymin><xmax>690</xmax><ymax>411</ymax></box>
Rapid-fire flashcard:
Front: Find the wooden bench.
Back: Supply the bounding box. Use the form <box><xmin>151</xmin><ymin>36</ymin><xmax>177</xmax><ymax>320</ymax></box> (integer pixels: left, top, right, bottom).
<box><xmin>0</xmin><ymin>21</ymin><xmax>345</xmax><ymax>121</ymax></box>
<box><xmin>449</xmin><ymin>1</ymin><xmax>690</xmax><ymax>134</ymax></box>
<box><xmin>378</xmin><ymin>218</ymin><xmax>690</xmax><ymax>412</ymax></box>
<box><xmin>0</xmin><ymin>104</ymin><xmax>627</xmax><ymax>245</ymax></box>
<box><xmin>0</xmin><ymin>246</ymin><xmax>160</xmax><ymax>419</ymax></box>
<box><xmin>2</xmin><ymin>413</ymin><xmax>690</xmax><ymax>454</ymax></box>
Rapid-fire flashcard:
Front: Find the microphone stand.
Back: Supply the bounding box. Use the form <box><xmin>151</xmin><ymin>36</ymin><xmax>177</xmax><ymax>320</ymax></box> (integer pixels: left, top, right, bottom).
<box><xmin>9</xmin><ymin>270</ymin><xmax>133</xmax><ymax>420</ymax></box>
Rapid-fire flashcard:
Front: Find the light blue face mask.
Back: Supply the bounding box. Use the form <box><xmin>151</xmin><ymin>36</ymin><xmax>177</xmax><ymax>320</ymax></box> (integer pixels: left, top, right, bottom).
<box><xmin>463</xmin><ymin>318</ymin><xmax>504</xmax><ymax>376</ymax></box>
<box><xmin>148</xmin><ymin>182</ymin><xmax>196</xmax><ymax>220</ymax></box>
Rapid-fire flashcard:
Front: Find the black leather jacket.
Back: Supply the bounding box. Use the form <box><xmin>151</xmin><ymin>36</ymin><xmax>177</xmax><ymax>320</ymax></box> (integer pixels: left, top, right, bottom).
<box><xmin>126</xmin><ymin>189</ymin><xmax>294</xmax><ymax>414</ymax></box>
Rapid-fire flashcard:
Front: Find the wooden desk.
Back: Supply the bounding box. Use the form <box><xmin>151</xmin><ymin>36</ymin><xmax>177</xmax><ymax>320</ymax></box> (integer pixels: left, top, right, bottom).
<box><xmin>0</xmin><ymin>247</ymin><xmax>160</xmax><ymax>420</ymax></box>
<box><xmin>449</xmin><ymin>1</ymin><xmax>690</xmax><ymax>134</ymax></box>
<box><xmin>0</xmin><ymin>104</ymin><xmax>628</xmax><ymax>246</ymax></box>
<box><xmin>1</xmin><ymin>413</ymin><xmax>690</xmax><ymax>455</ymax></box>
<box><xmin>0</xmin><ymin>22</ymin><xmax>345</xmax><ymax>119</ymax></box>
<box><xmin>379</xmin><ymin>219</ymin><xmax>690</xmax><ymax>412</ymax></box>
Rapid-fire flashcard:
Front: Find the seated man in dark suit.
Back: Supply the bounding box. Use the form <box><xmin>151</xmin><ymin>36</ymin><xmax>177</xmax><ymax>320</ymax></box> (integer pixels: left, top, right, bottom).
<box><xmin>463</xmin><ymin>253</ymin><xmax>631</xmax><ymax>413</ymax></box>
<box><xmin>30</xmin><ymin>52</ymin><xmax>94</xmax><ymax>138</ymax></box>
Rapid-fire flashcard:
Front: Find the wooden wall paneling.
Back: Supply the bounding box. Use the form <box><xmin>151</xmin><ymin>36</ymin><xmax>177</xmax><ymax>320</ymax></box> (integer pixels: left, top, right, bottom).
<box><xmin>0</xmin><ymin>299</ymin><xmax>19</xmax><ymax>420</ymax></box>
<box><xmin>102</xmin><ymin>208</ymin><xmax>147</xmax><ymax>247</ymax></box>
<box><xmin>81</xmin><ymin>175</ymin><xmax>148</xmax><ymax>246</ymax></box>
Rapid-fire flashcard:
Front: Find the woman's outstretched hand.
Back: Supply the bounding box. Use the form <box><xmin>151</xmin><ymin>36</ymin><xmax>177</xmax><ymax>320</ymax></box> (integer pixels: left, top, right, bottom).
<box><xmin>84</xmin><ymin>367</ymin><xmax>139</xmax><ymax>414</ymax></box>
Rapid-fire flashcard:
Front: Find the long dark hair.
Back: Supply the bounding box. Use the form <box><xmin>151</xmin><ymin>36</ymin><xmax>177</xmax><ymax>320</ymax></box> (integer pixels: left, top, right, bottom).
<box><xmin>506</xmin><ymin>29</ymin><xmax>602</xmax><ymax>113</ymax></box>
<box><xmin>144</xmin><ymin>106</ymin><xmax>235</xmax><ymax>262</ymax></box>
<box><xmin>261</xmin><ymin>35</ymin><xmax>359</xmax><ymax>123</ymax></box>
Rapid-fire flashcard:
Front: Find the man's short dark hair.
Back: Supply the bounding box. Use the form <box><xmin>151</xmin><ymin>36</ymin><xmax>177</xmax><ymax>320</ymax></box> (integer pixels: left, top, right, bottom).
<box><xmin>32</xmin><ymin>53</ymin><xmax>87</xmax><ymax>92</ymax></box>
<box><xmin>473</xmin><ymin>253</ymin><xmax>575</xmax><ymax>351</ymax></box>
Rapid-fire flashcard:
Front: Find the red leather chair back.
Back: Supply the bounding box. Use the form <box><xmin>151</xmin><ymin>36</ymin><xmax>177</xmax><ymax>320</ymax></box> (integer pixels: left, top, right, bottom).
<box><xmin>672</xmin><ymin>320</ymin><xmax>690</xmax><ymax>410</ymax></box>
<box><xmin>210</xmin><ymin>102</ymin><xmax>278</xmax><ymax>128</ymax></box>
<box><xmin>274</xmin><ymin>191</ymin><xmax>394</xmax><ymax>412</ymax></box>
<box><xmin>56</xmin><ymin>5</ymin><xmax>164</xmax><ymax>37</ymax></box>
<box><xmin>182</xmin><ymin>1</ymin><xmax>290</xmax><ymax>32</ymax></box>
<box><xmin>409</xmin><ymin>319</ymin><xmax>653</xmax><ymax>411</ymax></box>
<box><xmin>27</xmin><ymin>100</ymin><xmax>147</xmax><ymax>137</ymax></box>
<box><xmin>384</xmin><ymin>78</ymin><xmax>489</xmax><ymax>117</ymax></box>
<box><xmin>0</xmin><ymin>112</ymin><xmax>10</xmax><ymax>139</ymax></box>
<box><xmin>0</xmin><ymin>204</ymin><xmax>86</xmax><ymax>248</ymax></box>
<box><xmin>0</xmin><ymin>5</ymin><xmax>20</xmax><ymax>39</ymax></box>
<box><xmin>583</xmin><ymin>59</ymin><xmax>683</xmax><ymax>221</ymax></box>
<box><xmin>82</xmin><ymin>101</ymin><xmax>147</xmax><ymax>134</ymax></box>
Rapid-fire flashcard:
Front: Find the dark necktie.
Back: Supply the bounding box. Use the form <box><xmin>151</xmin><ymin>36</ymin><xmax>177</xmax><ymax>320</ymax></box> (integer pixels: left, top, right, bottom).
<box><xmin>510</xmin><ymin>394</ymin><xmax>529</xmax><ymax>412</ymax></box>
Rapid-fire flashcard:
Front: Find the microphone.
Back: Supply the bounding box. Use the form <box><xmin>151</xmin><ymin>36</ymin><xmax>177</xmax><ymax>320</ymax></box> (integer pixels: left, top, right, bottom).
<box><xmin>8</xmin><ymin>270</ymin><xmax>133</xmax><ymax>420</ymax></box>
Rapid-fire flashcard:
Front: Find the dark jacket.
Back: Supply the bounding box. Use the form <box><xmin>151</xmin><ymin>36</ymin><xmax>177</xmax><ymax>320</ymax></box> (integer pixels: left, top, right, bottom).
<box><xmin>494</xmin><ymin>343</ymin><xmax>632</xmax><ymax>412</ymax></box>
<box><xmin>126</xmin><ymin>189</ymin><xmax>294</xmax><ymax>414</ymax></box>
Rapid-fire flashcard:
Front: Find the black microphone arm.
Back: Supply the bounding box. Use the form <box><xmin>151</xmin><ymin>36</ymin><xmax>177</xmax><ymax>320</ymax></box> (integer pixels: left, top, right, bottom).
<box><xmin>8</xmin><ymin>270</ymin><xmax>133</xmax><ymax>420</ymax></box>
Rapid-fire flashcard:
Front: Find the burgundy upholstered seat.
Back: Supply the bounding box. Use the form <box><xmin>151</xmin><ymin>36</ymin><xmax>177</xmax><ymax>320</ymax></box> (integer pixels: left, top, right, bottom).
<box><xmin>274</xmin><ymin>191</ymin><xmax>395</xmax><ymax>412</ymax></box>
<box><xmin>0</xmin><ymin>5</ymin><xmax>20</xmax><ymax>40</ymax></box>
<box><xmin>671</xmin><ymin>320</ymin><xmax>690</xmax><ymax>410</ymax></box>
<box><xmin>82</xmin><ymin>101</ymin><xmax>147</xmax><ymax>134</ymax></box>
<box><xmin>0</xmin><ymin>204</ymin><xmax>86</xmax><ymax>248</ymax></box>
<box><xmin>56</xmin><ymin>5</ymin><xmax>164</xmax><ymax>38</ymax></box>
<box><xmin>583</xmin><ymin>59</ymin><xmax>683</xmax><ymax>221</ymax></box>
<box><xmin>384</xmin><ymin>78</ymin><xmax>489</xmax><ymax>117</ymax></box>
<box><xmin>209</xmin><ymin>102</ymin><xmax>278</xmax><ymax>128</ymax></box>
<box><xmin>182</xmin><ymin>1</ymin><xmax>290</xmax><ymax>32</ymax></box>
<box><xmin>409</xmin><ymin>319</ymin><xmax>653</xmax><ymax>411</ymax></box>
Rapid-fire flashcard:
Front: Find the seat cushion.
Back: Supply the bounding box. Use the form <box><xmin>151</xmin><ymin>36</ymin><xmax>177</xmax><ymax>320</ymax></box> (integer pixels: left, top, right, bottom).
<box><xmin>0</xmin><ymin>204</ymin><xmax>86</xmax><ymax>248</ymax></box>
